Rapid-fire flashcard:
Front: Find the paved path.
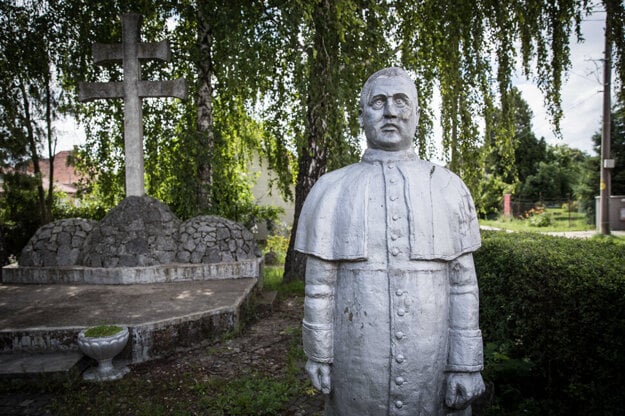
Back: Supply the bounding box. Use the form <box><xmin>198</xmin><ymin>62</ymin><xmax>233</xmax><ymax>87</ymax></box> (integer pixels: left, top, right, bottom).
<box><xmin>480</xmin><ymin>226</ymin><xmax>625</xmax><ymax>239</ymax></box>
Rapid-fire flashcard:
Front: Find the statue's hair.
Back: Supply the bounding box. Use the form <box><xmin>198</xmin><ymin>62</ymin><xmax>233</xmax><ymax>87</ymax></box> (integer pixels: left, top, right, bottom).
<box><xmin>359</xmin><ymin>67</ymin><xmax>418</xmax><ymax>112</ymax></box>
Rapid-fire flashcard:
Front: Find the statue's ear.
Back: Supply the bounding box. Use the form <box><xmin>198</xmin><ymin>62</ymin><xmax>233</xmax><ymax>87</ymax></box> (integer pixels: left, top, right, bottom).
<box><xmin>358</xmin><ymin>109</ymin><xmax>363</xmax><ymax>127</ymax></box>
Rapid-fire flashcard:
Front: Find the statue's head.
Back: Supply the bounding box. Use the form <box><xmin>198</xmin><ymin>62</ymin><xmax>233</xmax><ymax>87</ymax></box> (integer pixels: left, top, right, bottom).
<box><xmin>359</xmin><ymin>67</ymin><xmax>419</xmax><ymax>151</ymax></box>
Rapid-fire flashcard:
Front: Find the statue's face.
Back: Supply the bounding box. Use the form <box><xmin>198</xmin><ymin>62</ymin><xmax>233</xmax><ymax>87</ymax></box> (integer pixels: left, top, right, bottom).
<box><xmin>362</xmin><ymin>76</ymin><xmax>418</xmax><ymax>151</ymax></box>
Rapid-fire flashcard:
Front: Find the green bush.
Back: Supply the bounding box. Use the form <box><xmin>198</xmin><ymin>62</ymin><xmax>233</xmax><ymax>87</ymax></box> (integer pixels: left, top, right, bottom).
<box><xmin>475</xmin><ymin>231</ymin><xmax>625</xmax><ymax>415</ymax></box>
<box><xmin>527</xmin><ymin>212</ymin><xmax>551</xmax><ymax>227</ymax></box>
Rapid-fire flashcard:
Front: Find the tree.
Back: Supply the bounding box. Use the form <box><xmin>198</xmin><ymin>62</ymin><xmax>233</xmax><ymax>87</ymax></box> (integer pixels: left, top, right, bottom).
<box><xmin>282</xmin><ymin>0</ymin><xmax>393</xmax><ymax>281</ymax></box>
<box><xmin>478</xmin><ymin>88</ymin><xmax>548</xmax><ymax>217</ymax></box>
<box><xmin>0</xmin><ymin>1</ymin><xmax>62</xmax><ymax>225</ymax></box>
<box><xmin>6</xmin><ymin>0</ymin><xmax>625</xmax><ymax>283</ymax></box>
<box><xmin>58</xmin><ymin>1</ymin><xmax>294</xmax><ymax>224</ymax></box>
<box><xmin>577</xmin><ymin>101</ymin><xmax>625</xmax><ymax>220</ymax></box>
<box><xmin>519</xmin><ymin>144</ymin><xmax>588</xmax><ymax>202</ymax></box>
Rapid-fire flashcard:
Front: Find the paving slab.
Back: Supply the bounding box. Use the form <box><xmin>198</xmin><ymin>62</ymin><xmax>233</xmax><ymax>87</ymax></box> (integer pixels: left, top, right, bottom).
<box><xmin>0</xmin><ymin>278</ymin><xmax>258</xmax><ymax>364</ymax></box>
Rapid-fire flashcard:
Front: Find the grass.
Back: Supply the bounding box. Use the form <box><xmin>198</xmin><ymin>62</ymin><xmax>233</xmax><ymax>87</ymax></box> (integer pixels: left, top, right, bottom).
<box><xmin>83</xmin><ymin>325</ymin><xmax>123</xmax><ymax>338</ymax></box>
<box><xmin>480</xmin><ymin>206</ymin><xmax>595</xmax><ymax>233</ymax></box>
<box><xmin>263</xmin><ymin>264</ymin><xmax>305</xmax><ymax>298</ymax></box>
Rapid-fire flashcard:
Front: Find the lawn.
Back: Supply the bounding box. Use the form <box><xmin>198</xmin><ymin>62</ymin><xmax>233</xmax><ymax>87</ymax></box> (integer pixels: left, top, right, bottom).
<box><xmin>479</xmin><ymin>206</ymin><xmax>595</xmax><ymax>233</ymax></box>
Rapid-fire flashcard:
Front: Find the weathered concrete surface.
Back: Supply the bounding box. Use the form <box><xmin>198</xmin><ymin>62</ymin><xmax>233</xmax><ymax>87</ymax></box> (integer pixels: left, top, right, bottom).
<box><xmin>2</xmin><ymin>259</ymin><xmax>262</xmax><ymax>285</ymax></box>
<box><xmin>0</xmin><ymin>352</ymin><xmax>86</xmax><ymax>377</ymax></box>
<box><xmin>0</xmin><ymin>279</ymin><xmax>257</xmax><ymax>364</ymax></box>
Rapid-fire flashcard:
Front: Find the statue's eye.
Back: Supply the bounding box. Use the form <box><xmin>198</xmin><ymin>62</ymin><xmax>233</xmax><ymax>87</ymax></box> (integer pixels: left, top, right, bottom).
<box><xmin>394</xmin><ymin>97</ymin><xmax>409</xmax><ymax>108</ymax></box>
<box><xmin>371</xmin><ymin>97</ymin><xmax>385</xmax><ymax>109</ymax></box>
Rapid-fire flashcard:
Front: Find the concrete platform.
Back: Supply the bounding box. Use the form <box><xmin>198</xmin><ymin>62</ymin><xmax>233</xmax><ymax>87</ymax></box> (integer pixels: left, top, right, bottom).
<box><xmin>0</xmin><ymin>278</ymin><xmax>259</xmax><ymax>369</ymax></box>
<box><xmin>2</xmin><ymin>259</ymin><xmax>261</xmax><ymax>284</ymax></box>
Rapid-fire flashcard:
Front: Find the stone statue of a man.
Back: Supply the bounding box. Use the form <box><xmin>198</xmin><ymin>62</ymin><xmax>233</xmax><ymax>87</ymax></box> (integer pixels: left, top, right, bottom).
<box><xmin>295</xmin><ymin>67</ymin><xmax>485</xmax><ymax>415</ymax></box>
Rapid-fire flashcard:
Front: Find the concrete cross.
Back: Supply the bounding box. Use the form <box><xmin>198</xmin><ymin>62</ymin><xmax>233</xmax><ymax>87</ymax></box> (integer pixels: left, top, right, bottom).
<box><xmin>78</xmin><ymin>13</ymin><xmax>187</xmax><ymax>197</ymax></box>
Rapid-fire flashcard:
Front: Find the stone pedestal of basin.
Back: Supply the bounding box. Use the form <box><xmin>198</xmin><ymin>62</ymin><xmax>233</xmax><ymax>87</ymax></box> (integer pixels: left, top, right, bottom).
<box><xmin>77</xmin><ymin>326</ymin><xmax>130</xmax><ymax>381</ymax></box>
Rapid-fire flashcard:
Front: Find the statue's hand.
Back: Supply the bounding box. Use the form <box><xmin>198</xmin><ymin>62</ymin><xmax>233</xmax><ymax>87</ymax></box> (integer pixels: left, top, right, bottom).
<box><xmin>305</xmin><ymin>359</ymin><xmax>331</xmax><ymax>394</ymax></box>
<box><xmin>445</xmin><ymin>372</ymin><xmax>485</xmax><ymax>409</ymax></box>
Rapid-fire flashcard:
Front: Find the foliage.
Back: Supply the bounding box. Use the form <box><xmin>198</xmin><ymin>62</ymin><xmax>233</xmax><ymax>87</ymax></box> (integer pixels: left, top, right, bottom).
<box><xmin>83</xmin><ymin>325</ymin><xmax>123</xmax><ymax>338</ymax></box>
<box><xmin>0</xmin><ymin>0</ymin><xmax>65</xmax><ymax>224</ymax></box>
<box><xmin>480</xmin><ymin>206</ymin><xmax>594</xmax><ymax>232</ymax></box>
<box><xmin>195</xmin><ymin>373</ymin><xmax>295</xmax><ymax>415</ymax></box>
<box><xmin>0</xmin><ymin>173</ymin><xmax>41</xmax><ymax>258</ymax></box>
<box><xmin>263</xmin><ymin>265</ymin><xmax>305</xmax><ymax>299</ymax></box>
<box><xmin>5</xmin><ymin>0</ymin><xmax>625</xmax><ymax>283</ymax></box>
<box><xmin>527</xmin><ymin>212</ymin><xmax>551</xmax><ymax>227</ymax></box>
<box><xmin>263</xmin><ymin>233</ymin><xmax>290</xmax><ymax>265</ymax></box>
<box><xmin>476</xmin><ymin>174</ymin><xmax>516</xmax><ymax>219</ymax></box>
<box><xmin>577</xmin><ymin>101</ymin><xmax>625</xmax><ymax>221</ymax></box>
<box><xmin>475</xmin><ymin>231</ymin><xmax>625</xmax><ymax>415</ymax></box>
<box><xmin>518</xmin><ymin>144</ymin><xmax>589</xmax><ymax>202</ymax></box>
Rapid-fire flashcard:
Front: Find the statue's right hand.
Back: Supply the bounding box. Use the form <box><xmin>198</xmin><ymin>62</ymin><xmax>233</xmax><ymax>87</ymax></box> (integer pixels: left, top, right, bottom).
<box><xmin>305</xmin><ymin>359</ymin><xmax>331</xmax><ymax>394</ymax></box>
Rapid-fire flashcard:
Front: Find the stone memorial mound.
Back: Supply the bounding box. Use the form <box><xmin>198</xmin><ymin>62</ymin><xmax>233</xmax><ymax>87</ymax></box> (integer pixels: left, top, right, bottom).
<box><xmin>80</xmin><ymin>196</ymin><xmax>180</xmax><ymax>267</ymax></box>
<box><xmin>5</xmin><ymin>196</ymin><xmax>262</xmax><ymax>285</ymax></box>
<box><xmin>19</xmin><ymin>218</ymin><xmax>98</xmax><ymax>267</ymax></box>
<box><xmin>177</xmin><ymin>215</ymin><xmax>260</xmax><ymax>263</ymax></box>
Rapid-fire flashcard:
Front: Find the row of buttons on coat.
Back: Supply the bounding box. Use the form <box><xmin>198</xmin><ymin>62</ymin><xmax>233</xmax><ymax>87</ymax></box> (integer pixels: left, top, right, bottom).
<box><xmin>386</xmin><ymin>163</ymin><xmax>403</xmax><ymax>258</ymax></box>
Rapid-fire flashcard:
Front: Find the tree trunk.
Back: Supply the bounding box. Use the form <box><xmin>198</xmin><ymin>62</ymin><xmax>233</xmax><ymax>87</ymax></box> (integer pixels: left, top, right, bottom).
<box><xmin>196</xmin><ymin>4</ymin><xmax>215</xmax><ymax>214</ymax></box>
<box><xmin>283</xmin><ymin>0</ymin><xmax>335</xmax><ymax>282</ymax></box>
<box><xmin>18</xmin><ymin>79</ymin><xmax>49</xmax><ymax>225</ymax></box>
<box><xmin>44</xmin><ymin>70</ymin><xmax>55</xmax><ymax>224</ymax></box>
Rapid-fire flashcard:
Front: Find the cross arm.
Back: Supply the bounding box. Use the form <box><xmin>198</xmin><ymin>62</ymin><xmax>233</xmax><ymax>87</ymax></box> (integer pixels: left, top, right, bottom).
<box><xmin>138</xmin><ymin>40</ymin><xmax>171</xmax><ymax>62</ymax></box>
<box><xmin>91</xmin><ymin>39</ymin><xmax>172</xmax><ymax>65</ymax></box>
<box><xmin>138</xmin><ymin>80</ymin><xmax>187</xmax><ymax>100</ymax></box>
<box><xmin>92</xmin><ymin>43</ymin><xmax>123</xmax><ymax>64</ymax></box>
<box><xmin>78</xmin><ymin>82</ymin><xmax>124</xmax><ymax>102</ymax></box>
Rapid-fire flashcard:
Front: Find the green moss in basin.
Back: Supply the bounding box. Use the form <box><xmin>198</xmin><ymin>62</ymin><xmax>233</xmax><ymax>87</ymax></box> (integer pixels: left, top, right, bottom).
<box><xmin>84</xmin><ymin>325</ymin><xmax>123</xmax><ymax>338</ymax></box>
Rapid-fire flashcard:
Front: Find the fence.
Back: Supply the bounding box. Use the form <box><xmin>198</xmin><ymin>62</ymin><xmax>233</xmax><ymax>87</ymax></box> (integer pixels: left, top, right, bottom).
<box><xmin>505</xmin><ymin>194</ymin><xmax>582</xmax><ymax>224</ymax></box>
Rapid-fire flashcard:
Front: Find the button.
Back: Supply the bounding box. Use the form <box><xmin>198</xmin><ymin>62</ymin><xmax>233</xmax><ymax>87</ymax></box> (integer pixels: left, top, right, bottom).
<box><xmin>388</xmin><ymin>163</ymin><xmax>395</xmax><ymax>169</ymax></box>
<box><xmin>395</xmin><ymin>289</ymin><xmax>403</xmax><ymax>296</ymax></box>
<box><xmin>396</xmin><ymin>354</ymin><xmax>405</xmax><ymax>363</ymax></box>
<box><xmin>391</xmin><ymin>247</ymin><xmax>400</xmax><ymax>256</ymax></box>
<box><xmin>389</xmin><ymin>178</ymin><xmax>397</xmax><ymax>184</ymax></box>
<box><xmin>391</xmin><ymin>234</ymin><xmax>399</xmax><ymax>241</ymax></box>
<box><xmin>392</xmin><ymin>215</ymin><xmax>399</xmax><ymax>221</ymax></box>
<box><xmin>395</xmin><ymin>376</ymin><xmax>405</xmax><ymax>385</ymax></box>
<box><xmin>390</xmin><ymin>195</ymin><xmax>398</xmax><ymax>201</ymax></box>
<box><xmin>395</xmin><ymin>331</ymin><xmax>404</xmax><ymax>339</ymax></box>
<box><xmin>397</xmin><ymin>308</ymin><xmax>406</xmax><ymax>316</ymax></box>
<box><xmin>395</xmin><ymin>400</ymin><xmax>403</xmax><ymax>409</ymax></box>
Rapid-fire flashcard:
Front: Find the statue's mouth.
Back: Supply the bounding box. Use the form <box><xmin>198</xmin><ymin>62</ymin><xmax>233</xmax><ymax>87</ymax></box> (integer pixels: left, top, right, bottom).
<box><xmin>381</xmin><ymin>123</ymin><xmax>399</xmax><ymax>132</ymax></box>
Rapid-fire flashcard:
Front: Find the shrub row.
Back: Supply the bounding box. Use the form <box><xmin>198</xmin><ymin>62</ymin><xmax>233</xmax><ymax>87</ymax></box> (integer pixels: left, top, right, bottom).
<box><xmin>474</xmin><ymin>231</ymin><xmax>625</xmax><ymax>415</ymax></box>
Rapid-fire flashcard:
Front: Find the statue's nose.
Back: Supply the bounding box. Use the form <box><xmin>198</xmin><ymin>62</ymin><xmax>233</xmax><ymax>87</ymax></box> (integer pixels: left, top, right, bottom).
<box><xmin>384</xmin><ymin>101</ymin><xmax>398</xmax><ymax>118</ymax></box>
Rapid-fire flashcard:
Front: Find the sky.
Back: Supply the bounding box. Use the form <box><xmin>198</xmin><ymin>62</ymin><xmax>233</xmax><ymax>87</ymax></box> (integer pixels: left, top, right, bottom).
<box><xmin>55</xmin><ymin>10</ymin><xmax>612</xmax><ymax>158</ymax></box>
<box><xmin>514</xmin><ymin>11</ymin><xmax>610</xmax><ymax>156</ymax></box>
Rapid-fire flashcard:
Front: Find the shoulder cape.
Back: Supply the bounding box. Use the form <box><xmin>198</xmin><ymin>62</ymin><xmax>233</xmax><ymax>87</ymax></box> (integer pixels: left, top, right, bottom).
<box><xmin>294</xmin><ymin>160</ymin><xmax>481</xmax><ymax>261</ymax></box>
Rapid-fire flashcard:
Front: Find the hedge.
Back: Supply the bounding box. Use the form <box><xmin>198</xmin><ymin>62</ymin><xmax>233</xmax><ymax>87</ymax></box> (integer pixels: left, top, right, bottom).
<box><xmin>474</xmin><ymin>231</ymin><xmax>625</xmax><ymax>415</ymax></box>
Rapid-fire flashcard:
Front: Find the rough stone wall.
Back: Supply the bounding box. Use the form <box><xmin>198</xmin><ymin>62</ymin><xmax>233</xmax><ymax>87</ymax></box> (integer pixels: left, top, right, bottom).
<box><xmin>19</xmin><ymin>219</ymin><xmax>97</xmax><ymax>266</ymax></box>
<box><xmin>177</xmin><ymin>216</ymin><xmax>260</xmax><ymax>263</ymax></box>
<box><xmin>80</xmin><ymin>196</ymin><xmax>180</xmax><ymax>267</ymax></box>
<box><xmin>18</xmin><ymin>197</ymin><xmax>261</xmax><ymax>268</ymax></box>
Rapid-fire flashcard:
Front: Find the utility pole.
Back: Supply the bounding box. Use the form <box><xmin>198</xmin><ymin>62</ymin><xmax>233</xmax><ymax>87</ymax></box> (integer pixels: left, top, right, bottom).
<box><xmin>599</xmin><ymin>13</ymin><xmax>613</xmax><ymax>235</ymax></box>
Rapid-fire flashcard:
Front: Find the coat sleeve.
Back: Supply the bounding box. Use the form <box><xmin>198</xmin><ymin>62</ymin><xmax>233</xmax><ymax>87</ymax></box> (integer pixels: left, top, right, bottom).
<box><xmin>446</xmin><ymin>253</ymin><xmax>484</xmax><ymax>372</ymax></box>
<box><xmin>302</xmin><ymin>255</ymin><xmax>338</xmax><ymax>363</ymax></box>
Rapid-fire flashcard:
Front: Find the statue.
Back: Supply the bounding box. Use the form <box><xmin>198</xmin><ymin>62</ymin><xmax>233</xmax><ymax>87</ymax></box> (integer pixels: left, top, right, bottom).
<box><xmin>295</xmin><ymin>67</ymin><xmax>485</xmax><ymax>415</ymax></box>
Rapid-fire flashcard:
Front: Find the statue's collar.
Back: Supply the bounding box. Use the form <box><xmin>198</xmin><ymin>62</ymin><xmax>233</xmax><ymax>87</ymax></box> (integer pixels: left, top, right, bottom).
<box><xmin>361</xmin><ymin>148</ymin><xmax>418</xmax><ymax>163</ymax></box>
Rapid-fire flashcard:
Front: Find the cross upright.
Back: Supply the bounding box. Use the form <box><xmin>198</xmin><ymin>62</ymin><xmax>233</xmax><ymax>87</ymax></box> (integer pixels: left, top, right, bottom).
<box><xmin>79</xmin><ymin>13</ymin><xmax>187</xmax><ymax>197</ymax></box>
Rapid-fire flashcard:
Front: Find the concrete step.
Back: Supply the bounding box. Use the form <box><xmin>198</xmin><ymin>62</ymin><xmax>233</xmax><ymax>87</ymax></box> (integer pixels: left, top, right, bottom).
<box><xmin>0</xmin><ymin>352</ymin><xmax>88</xmax><ymax>380</ymax></box>
<box><xmin>0</xmin><ymin>278</ymin><xmax>258</xmax><ymax>364</ymax></box>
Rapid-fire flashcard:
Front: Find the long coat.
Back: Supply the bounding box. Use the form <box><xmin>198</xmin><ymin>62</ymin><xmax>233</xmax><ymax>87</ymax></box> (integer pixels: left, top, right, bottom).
<box><xmin>296</xmin><ymin>148</ymin><xmax>483</xmax><ymax>416</ymax></box>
